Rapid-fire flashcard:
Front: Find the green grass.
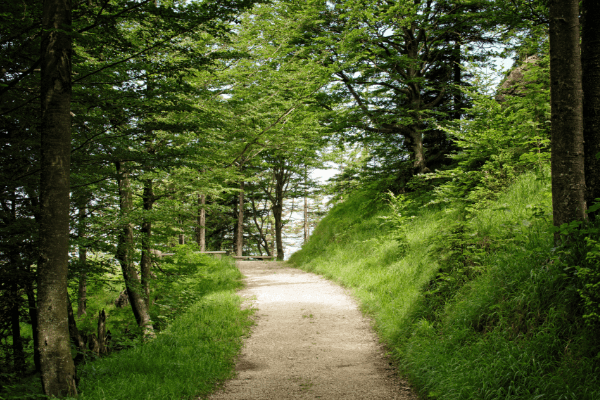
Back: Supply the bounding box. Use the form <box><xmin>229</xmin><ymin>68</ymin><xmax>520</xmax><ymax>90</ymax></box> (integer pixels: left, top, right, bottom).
<box><xmin>290</xmin><ymin>170</ymin><xmax>600</xmax><ymax>399</ymax></box>
<box><xmin>75</xmin><ymin>253</ymin><xmax>253</xmax><ymax>400</ymax></box>
<box><xmin>2</xmin><ymin>251</ymin><xmax>253</xmax><ymax>400</ymax></box>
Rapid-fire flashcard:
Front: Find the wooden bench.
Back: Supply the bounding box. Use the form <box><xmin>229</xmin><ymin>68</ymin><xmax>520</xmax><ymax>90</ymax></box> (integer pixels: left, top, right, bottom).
<box><xmin>232</xmin><ymin>255</ymin><xmax>274</xmax><ymax>260</ymax></box>
<box><xmin>199</xmin><ymin>251</ymin><xmax>228</xmax><ymax>259</ymax></box>
<box><xmin>151</xmin><ymin>250</ymin><xmax>227</xmax><ymax>259</ymax></box>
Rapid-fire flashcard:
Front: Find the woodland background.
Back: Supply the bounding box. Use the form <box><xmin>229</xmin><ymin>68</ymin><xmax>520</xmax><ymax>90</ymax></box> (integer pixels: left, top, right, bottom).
<box><xmin>1</xmin><ymin>0</ymin><xmax>600</xmax><ymax>399</ymax></box>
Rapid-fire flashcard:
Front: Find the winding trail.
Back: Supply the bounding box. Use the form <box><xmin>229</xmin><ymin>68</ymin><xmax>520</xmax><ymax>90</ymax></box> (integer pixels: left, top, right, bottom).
<box><xmin>208</xmin><ymin>261</ymin><xmax>416</xmax><ymax>400</ymax></box>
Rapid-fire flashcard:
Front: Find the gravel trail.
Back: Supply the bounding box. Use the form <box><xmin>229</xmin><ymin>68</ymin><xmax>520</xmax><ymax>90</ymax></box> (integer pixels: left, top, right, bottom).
<box><xmin>208</xmin><ymin>261</ymin><xmax>416</xmax><ymax>400</ymax></box>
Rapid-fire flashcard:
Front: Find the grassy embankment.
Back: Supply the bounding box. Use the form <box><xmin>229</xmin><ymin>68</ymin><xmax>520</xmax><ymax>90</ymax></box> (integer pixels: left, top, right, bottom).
<box><xmin>290</xmin><ymin>170</ymin><xmax>600</xmax><ymax>399</ymax></box>
<box><xmin>6</xmin><ymin>248</ymin><xmax>252</xmax><ymax>400</ymax></box>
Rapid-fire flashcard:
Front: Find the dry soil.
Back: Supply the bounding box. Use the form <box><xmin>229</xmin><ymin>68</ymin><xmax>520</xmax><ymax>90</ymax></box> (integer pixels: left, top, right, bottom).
<box><xmin>208</xmin><ymin>261</ymin><xmax>417</xmax><ymax>400</ymax></box>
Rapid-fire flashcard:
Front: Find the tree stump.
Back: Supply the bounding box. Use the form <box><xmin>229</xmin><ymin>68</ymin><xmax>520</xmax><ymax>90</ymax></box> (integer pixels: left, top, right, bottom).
<box><xmin>114</xmin><ymin>289</ymin><xmax>129</xmax><ymax>308</ymax></box>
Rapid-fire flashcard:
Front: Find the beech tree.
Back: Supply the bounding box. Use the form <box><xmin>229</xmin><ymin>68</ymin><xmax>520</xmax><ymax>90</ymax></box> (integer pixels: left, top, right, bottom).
<box><xmin>548</xmin><ymin>0</ymin><xmax>586</xmax><ymax>231</ymax></box>
<box><xmin>37</xmin><ymin>0</ymin><xmax>78</xmax><ymax>396</ymax></box>
<box><xmin>582</xmin><ymin>0</ymin><xmax>600</xmax><ymax>219</ymax></box>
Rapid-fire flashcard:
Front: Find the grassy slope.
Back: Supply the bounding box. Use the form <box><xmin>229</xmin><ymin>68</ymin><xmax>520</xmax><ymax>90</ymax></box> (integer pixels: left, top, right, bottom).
<box><xmin>290</xmin><ymin>171</ymin><xmax>600</xmax><ymax>399</ymax></box>
<box><xmin>77</xmin><ymin>254</ymin><xmax>253</xmax><ymax>400</ymax></box>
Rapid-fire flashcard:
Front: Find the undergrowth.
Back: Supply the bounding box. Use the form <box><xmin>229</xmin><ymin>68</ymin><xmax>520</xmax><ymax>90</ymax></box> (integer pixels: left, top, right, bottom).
<box><xmin>2</xmin><ymin>250</ymin><xmax>252</xmax><ymax>400</ymax></box>
<box><xmin>289</xmin><ymin>170</ymin><xmax>600</xmax><ymax>399</ymax></box>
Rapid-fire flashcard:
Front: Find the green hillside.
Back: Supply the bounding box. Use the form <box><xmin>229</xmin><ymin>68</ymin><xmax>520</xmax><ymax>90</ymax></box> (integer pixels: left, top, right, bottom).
<box><xmin>290</xmin><ymin>169</ymin><xmax>600</xmax><ymax>399</ymax></box>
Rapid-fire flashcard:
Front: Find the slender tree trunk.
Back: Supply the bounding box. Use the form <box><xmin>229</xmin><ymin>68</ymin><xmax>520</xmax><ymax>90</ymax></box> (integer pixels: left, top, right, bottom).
<box><xmin>66</xmin><ymin>295</ymin><xmax>86</xmax><ymax>364</ymax></box>
<box><xmin>582</xmin><ymin>0</ymin><xmax>600</xmax><ymax>220</ymax></box>
<box><xmin>197</xmin><ymin>193</ymin><xmax>206</xmax><ymax>251</ymax></box>
<box><xmin>38</xmin><ymin>0</ymin><xmax>77</xmax><ymax>395</ymax></box>
<box><xmin>9</xmin><ymin>198</ymin><xmax>25</xmax><ymax>373</ymax></box>
<box><xmin>140</xmin><ymin>179</ymin><xmax>154</xmax><ymax>307</ymax></box>
<box><xmin>549</xmin><ymin>0</ymin><xmax>586</xmax><ymax>237</ymax></box>
<box><xmin>115</xmin><ymin>162</ymin><xmax>155</xmax><ymax>338</ymax></box>
<box><xmin>25</xmin><ymin>277</ymin><xmax>40</xmax><ymax>372</ymax></box>
<box><xmin>453</xmin><ymin>40</ymin><xmax>462</xmax><ymax>121</ymax></box>
<box><xmin>236</xmin><ymin>182</ymin><xmax>245</xmax><ymax>257</ymax></box>
<box><xmin>97</xmin><ymin>310</ymin><xmax>107</xmax><ymax>355</ymax></box>
<box><xmin>11</xmin><ymin>282</ymin><xmax>25</xmax><ymax>373</ymax></box>
<box><xmin>270</xmin><ymin>223</ymin><xmax>275</xmax><ymax>257</ymax></box>
<box><xmin>273</xmin><ymin>203</ymin><xmax>284</xmax><ymax>260</ymax></box>
<box><xmin>77</xmin><ymin>203</ymin><xmax>87</xmax><ymax>318</ymax></box>
<box><xmin>304</xmin><ymin>194</ymin><xmax>309</xmax><ymax>244</ymax></box>
<box><xmin>272</xmin><ymin>175</ymin><xmax>285</xmax><ymax>261</ymax></box>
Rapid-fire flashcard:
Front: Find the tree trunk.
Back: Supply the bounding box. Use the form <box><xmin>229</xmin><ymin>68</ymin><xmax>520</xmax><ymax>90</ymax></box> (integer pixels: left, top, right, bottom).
<box><xmin>77</xmin><ymin>204</ymin><xmax>87</xmax><ymax>318</ymax></box>
<box><xmin>67</xmin><ymin>295</ymin><xmax>86</xmax><ymax>364</ymax></box>
<box><xmin>140</xmin><ymin>180</ymin><xmax>154</xmax><ymax>307</ymax></box>
<box><xmin>453</xmin><ymin>41</ymin><xmax>463</xmax><ymax>121</ymax></box>
<box><xmin>304</xmin><ymin>168</ymin><xmax>309</xmax><ymax>244</ymax></box>
<box><xmin>9</xmin><ymin>199</ymin><xmax>25</xmax><ymax>373</ymax></box>
<box><xmin>582</xmin><ymin>0</ymin><xmax>600</xmax><ymax>220</ymax></box>
<box><xmin>407</xmin><ymin>128</ymin><xmax>426</xmax><ymax>174</ymax></box>
<box><xmin>549</xmin><ymin>0</ymin><xmax>586</xmax><ymax>237</ymax></box>
<box><xmin>37</xmin><ymin>0</ymin><xmax>78</xmax><ymax>396</ymax></box>
<box><xmin>11</xmin><ymin>283</ymin><xmax>25</xmax><ymax>373</ymax></box>
<box><xmin>304</xmin><ymin>194</ymin><xmax>309</xmax><ymax>244</ymax></box>
<box><xmin>273</xmin><ymin>202</ymin><xmax>284</xmax><ymax>260</ymax></box>
<box><xmin>115</xmin><ymin>162</ymin><xmax>155</xmax><ymax>338</ymax></box>
<box><xmin>25</xmin><ymin>278</ymin><xmax>41</xmax><ymax>372</ymax></box>
<box><xmin>236</xmin><ymin>182</ymin><xmax>245</xmax><ymax>257</ymax></box>
<box><xmin>197</xmin><ymin>193</ymin><xmax>206</xmax><ymax>252</ymax></box>
<box><xmin>97</xmin><ymin>310</ymin><xmax>107</xmax><ymax>355</ymax></box>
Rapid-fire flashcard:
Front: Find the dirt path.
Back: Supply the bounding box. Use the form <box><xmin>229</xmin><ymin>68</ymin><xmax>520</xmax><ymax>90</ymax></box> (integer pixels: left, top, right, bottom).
<box><xmin>208</xmin><ymin>261</ymin><xmax>416</xmax><ymax>400</ymax></box>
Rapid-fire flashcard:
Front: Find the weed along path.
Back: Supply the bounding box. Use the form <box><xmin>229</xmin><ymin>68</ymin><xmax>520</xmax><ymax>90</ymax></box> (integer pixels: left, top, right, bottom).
<box><xmin>208</xmin><ymin>261</ymin><xmax>416</xmax><ymax>400</ymax></box>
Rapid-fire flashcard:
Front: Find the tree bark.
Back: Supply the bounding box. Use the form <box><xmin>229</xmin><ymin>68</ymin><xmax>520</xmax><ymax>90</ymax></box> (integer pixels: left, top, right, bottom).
<box><xmin>304</xmin><ymin>194</ymin><xmax>309</xmax><ymax>244</ymax></box>
<box><xmin>582</xmin><ymin>0</ymin><xmax>600</xmax><ymax>220</ymax></box>
<box><xmin>77</xmin><ymin>203</ymin><xmax>87</xmax><ymax>318</ymax></box>
<box><xmin>115</xmin><ymin>162</ymin><xmax>155</xmax><ymax>338</ymax></box>
<box><xmin>197</xmin><ymin>193</ymin><xmax>206</xmax><ymax>252</ymax></box>
<box><xmin>25</xmin><ymin>278</ymin><xmax>41</xmax><ymax>372</ymax></box>
<box><xmin>11</xmin><ymin>282</ymin><xmax>25</xmax><ymax>373</ymax></box>
<box><xmin>273</xmin><ymin>202</ymin><xmax>284</xmax><ymax>260</ymax></box>
<box><xmin>67</xmin><ymin>295</ymin><xmax>86</xmax><ymax>364</ymax></box>
<box><xmin>549</xmin><ymin>0</ymin><xmax>586</xmax><ymax>236</ymax></box>
<box><xmin>97</xmin><ymin>309</ymin><xmax>107</xmax><ymax>355</ymax></box>
<box><xmin>236</xmin><ymin>182</ymin><xmax>245</xmax><ymax>257</ymax></box>
<box><xmin>140</xmin><ymin>179</ymin><xmax>154</xmax><ymax>307</ymax></box>
<box><xmin>37</xmin><ymin>0</ymin><xmax>78</xmax><ymax>396</ymax></box>
<box><xmin>8</xmin><ymin>198</ymin><xmax>25</xmax><ymax>373</ymax></box>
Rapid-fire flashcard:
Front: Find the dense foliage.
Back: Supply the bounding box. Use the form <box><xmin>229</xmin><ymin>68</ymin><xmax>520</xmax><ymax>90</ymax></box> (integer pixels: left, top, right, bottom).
<box><xmin>2</xmin><ymin>0</ymin><xmax>599</xmax><ymax>398</ymax></box>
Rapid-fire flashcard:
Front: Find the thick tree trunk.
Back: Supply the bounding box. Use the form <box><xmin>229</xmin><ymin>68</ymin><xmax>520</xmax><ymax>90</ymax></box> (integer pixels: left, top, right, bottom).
<box><xmin>197</xmin><ymin>193</ymin><xmax>206</xmax><ymax>252</ymax></box>
<box><xmin>549</xmin><ymin>0</ymin><xmax>586</xmax><ymax>236</ymax></box>
<box><xmin>140</xmin><ymin>180</ymin><xmax>154</xmax><ymax>307</ymax></box>
<box><xmin>407</xmin><ymin>128</ymin><xmax>426</xmax><ymax>174</ymax></box>
<box><xmin>115</xmin><ymin>162</ymin><xmax>155</xmax><ymax>338</ymax></box>
<box><xmin>236</xmin><ymin>182</ymin><xmax>245</xmax><ymax>257</ymax></box>
<box><xmin>77</xmin><ymin>204</ymin><xmax>87</xmax><ymax>318</ymax></box>
<box><xmin>37</xmin><ymin>0</ymin><xmax>77</xmax><ymax>396</ymax></box>
<box><xmin>582</xmin><ymin>0</ymin><xmax>600</xmax><ymax>220</ymax></box>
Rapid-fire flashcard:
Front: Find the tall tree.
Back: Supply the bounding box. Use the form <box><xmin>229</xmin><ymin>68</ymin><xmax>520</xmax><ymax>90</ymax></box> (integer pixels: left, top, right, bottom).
<box><xmin>37</xmin><ymin>0</ymin><xmax>77</xmax><ymax>396</ymax></box>
<box><xmin>582</xmin><ymin>0</ymin><xmax>600</xmax><ymax>219</ymax></box>
<box><xmin>548</xmin><ymin>0</ymin><xmax>586</xmax><ymax>232</ymax></box>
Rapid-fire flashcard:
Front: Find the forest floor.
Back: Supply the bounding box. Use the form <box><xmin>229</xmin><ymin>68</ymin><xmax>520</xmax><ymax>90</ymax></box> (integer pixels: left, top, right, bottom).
<box><xmin>208</xmin><ymin>260</ymin><xmax>416</xmax><ymax>400</ymax></box>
